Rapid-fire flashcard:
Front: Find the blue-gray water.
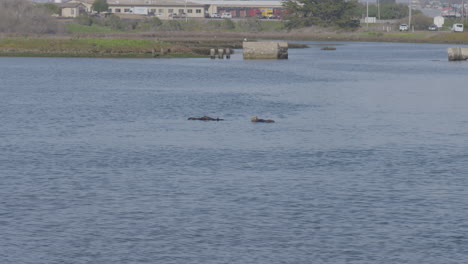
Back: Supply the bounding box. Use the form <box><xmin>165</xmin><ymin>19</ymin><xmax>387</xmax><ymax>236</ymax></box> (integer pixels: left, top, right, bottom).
<box><xmin>1</xmin><ymin>42</ymin><xmax>468</xmax><ymax>264</ymax></box>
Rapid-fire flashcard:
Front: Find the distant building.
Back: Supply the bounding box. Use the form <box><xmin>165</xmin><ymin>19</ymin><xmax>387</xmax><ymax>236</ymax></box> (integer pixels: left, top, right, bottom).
<box><xmin>434</xmin><ymin>16</ymin><xmax>444</xmax><ymax>28</ymax></box>
<box><xmin>105</xmin><ymin>0</ymin><xmax>286</xmax><ymax>18</ymax></box>
<box><xmin>67</xmin><ymin>0</ymin><xmax>94</xmax><ymax>13</ymax></box>
<box><xmin>191</xmin><ymin>1</ymin><xmax>285</xmax><ymax>17</ymax></box>
<box><xmin>59</xmin><ymin>2</ymin><xmax>86</xmax><ymax>17</ymax></box>
<box><xmin>107</xmin><ymin>0</ymin><xmax>209</xmax><ymax>19</ymax></box>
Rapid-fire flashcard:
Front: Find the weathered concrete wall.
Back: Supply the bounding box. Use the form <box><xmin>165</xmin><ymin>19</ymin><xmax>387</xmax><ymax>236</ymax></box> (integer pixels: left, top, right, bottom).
<box><xmin>448</xmin><ymin>47</ymin><xmax>468</xmax><ymax>61</ymax></box>
<box><xmin>243</xmin><ymin>42</ymin><xmax>288</xmax><ymax>60</ymax></box>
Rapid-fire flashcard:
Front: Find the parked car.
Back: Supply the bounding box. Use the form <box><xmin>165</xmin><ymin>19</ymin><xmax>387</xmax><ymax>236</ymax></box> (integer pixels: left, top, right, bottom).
<box><xmin>170</xmin><ymin>13</ymin><xmax>186</xmax><ymax>18</ymax></box>
<box><xmin>210</xmin><ymin>13</ymin><xmax>221</xmax><ymax>18</ymax></box>
<box><xmin>428</xmin><ymin>24</ymin><xmax>438</xmax><ymax>31</ymax></box>
<box><xmin>452</xmin><ymin>23</ymin><xmax>464</xmax><ymax>32</ymax></box>
<box><xmin>399</xmin><ymin>24</ymin><xmax>409</xmax><ymax>31</ymax></box>
<box><xmin>221</xmin><ymin>13</ymin><xmax>232</xmax><ymax>19</ymax></box>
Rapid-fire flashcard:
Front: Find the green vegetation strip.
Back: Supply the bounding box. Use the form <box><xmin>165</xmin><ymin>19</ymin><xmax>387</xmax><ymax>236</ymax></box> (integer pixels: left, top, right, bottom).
<box><xmin>66</xmin><ymin>23</ymin><xmax>123</xmax><ymax>33</ymax></box>
<box><xmin>0</xmin><ymin>52</ymin><xmax>201</xmax><ymax>58</ymax></box>
<box><xmin>0</xmin><ymin>38</ymin><xmax>208</xmax><ymax>58</ymax></box>
<box><xmin>0</xmin><ymin>38</ymin><xmax>162</xmax><ymax>49</ymax></box>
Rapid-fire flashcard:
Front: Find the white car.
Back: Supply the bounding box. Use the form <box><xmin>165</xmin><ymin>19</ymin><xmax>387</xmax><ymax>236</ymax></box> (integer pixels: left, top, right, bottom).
<box><xmin>221</xmin><ymin>13</ymin><xmax>232</xmax><ymax>19</ymax></box>
<box><xmin>210</xmin><ymin>13</ymin><xmax>221</xmax><ymax>18</ymax></box>
<box><xmin>452</xmin><ymin>23</ymin><xmax>464</xmax><ymax>32</ymax></box>
<box><xmin>399</xmin><ymin>24</ymin><xmax>409</xmax><ymax>31</ymax></box>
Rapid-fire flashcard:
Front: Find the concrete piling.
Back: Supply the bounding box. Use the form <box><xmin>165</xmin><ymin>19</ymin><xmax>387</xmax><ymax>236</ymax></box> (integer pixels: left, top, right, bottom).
<box><xmin>243</xmin><ymin>42</ymin><xmax>288</xmax><ymax>60</ymax></box>
<box><xmin>218</xmin><ymin>48</ymin><xmax>224</xmax><ymax>59</ymax></box>
<box><xmin>448</xmin><ymin>47</ymin><xmax>468</xmax><ymax>61</ymax></box>
<box><xmin>210</xmin><ymin>48</ymin><xmax>216</xmax><ymax>59</ymax></box>
<box><xmin>209</xmin><ymin>48</ymin><xmax>232</xmax><ymax>59</ymax></box>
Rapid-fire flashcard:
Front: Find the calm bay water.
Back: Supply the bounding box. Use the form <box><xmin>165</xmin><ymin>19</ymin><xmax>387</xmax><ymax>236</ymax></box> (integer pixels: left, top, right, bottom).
<box><xmin>1</xmin><ymin>42</ymin><xmax>468</xmax><ymax>264</ymax></box>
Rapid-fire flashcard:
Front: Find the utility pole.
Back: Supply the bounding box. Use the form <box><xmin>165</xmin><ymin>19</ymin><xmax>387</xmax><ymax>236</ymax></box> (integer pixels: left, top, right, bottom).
<box><xmin>377</xmin><ymin>0</ymin><xmax>380</xmax><ymax>20</ymax></box>
<box><xmin>185</xmin><ymin>0</ymin><xmax>188</xmax><ymax>22</ymax></box>
<box><xmin>463</xmin><ymin>0</ymin><xmax>465</xmax><ymax>22</ymax></box>
<box><xmin>408</xmin><ymin>0</ymin><xmax>412</xmax><ymax>29</ymax></box>
<box><xmin>366</xmin><ymin>0</ymin><xmax>369</xmax><ymax>29</ymax></box>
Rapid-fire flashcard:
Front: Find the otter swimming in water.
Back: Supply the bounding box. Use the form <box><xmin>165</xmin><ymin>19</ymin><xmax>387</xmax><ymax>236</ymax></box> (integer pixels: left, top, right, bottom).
<box><xmin>188</xmin><ymin>116</ymin><xmax>224</xmax><ymax>121</ymax></box>
<box><xmin>251</xmin><ymin>116</ymin><xmax>275</xmax><ymax>123</ymax></box>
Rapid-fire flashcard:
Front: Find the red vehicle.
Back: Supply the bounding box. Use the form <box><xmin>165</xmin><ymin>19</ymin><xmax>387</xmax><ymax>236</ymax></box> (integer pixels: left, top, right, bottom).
<box><xmin>247</xmin><ymin>8</ymin><xmax>261</xmax><ymax>17</ymax></box>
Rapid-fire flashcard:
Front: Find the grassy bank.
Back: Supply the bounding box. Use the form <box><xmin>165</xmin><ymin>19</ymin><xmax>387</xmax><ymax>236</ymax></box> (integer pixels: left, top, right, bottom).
<box><xmin>272</xmin><ymin>29</ymin><xmax>468</xmax><ymax>44</ymax></box>
<box><xmin>0</xmin><ymin>35</ymin><xmax>307</xmax><ymax>58</ymax></box>
<box><xmin>60</xmin><ymin>15</ymin><xmax>468</xmax><ymax>45</ymax></box>
<box><xmin>66</xmin><ymin>23</ymin><xmax>123</xmax><ymax>34</ymax></box>
<box><xmin>65</xmin><ymin>17</ymin><xmax>286</xmax><ymax>34</ymax></box>
<box><xmin>0</xmin><ymin>38</ymin><xmax>208</xmax><ymax>58</ymax></box>
<box><xmin>1</xmin><ymin>29</ymin><xmax>467</xmax><ymax>58</ymax></box>
<box><xmin>359</xmin><ymin>31</ymin><xmax>468</xmax><ymax>44</ymax></box>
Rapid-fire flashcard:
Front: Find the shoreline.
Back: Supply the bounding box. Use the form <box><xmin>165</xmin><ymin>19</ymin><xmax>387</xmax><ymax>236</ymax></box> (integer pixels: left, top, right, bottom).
<box><xmin>1</xmin><ymin>31</ymin><xmax>467</xmax><ymax>58</ymax></box>
<box><xmin>3</xmin><ymin>30</ymin><xmax>468</xmax><ymax>43</ymax></box>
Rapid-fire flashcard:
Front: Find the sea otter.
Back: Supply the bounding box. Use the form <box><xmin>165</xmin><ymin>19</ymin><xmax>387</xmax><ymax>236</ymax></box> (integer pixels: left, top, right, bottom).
<box><xmin>251</xmin><ymin>116</ymin><xmax>275</xmax><ymax>123</ymax></box>
<box><xmin>188</xmin><ymin>116</ymin><xmax>224</xmax><ymax>121</ymax></box>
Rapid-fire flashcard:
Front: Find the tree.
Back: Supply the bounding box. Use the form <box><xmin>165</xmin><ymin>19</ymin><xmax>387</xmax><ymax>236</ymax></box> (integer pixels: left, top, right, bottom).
<box><xmin>283</xmin><ymin>0</ymin><xmax>360</xmax><ymax>29</ymax></box>
<box><xmin>407</xmin><ymin>13</ymin><xmax>432</xmax><ymax>30</ymax></box>
<box><xmin>357</xmin><ymin>3</ymin><xmax>420</xmax><ymax>20</ymax></box>
<box><xmin>222</xmin><ymin>18</ymin><xmax>236</xmax><ymax>30</ymax></box>
<box><xmin>0</xmin><ymin>0</ymin><xmax>62</xmax><ymax>33</ymax></box>
<box><xmin>104</xmin><ymin>14</ymin><xmax>123</xmax><ymax>29</ymax></box>
<box><xmin>92</xmin><ymin>0</ymin><xmax>108</xmax><ymax>14</ymax></box>
<box><xmin>162</xmin><ymin>20</ymin><xmax>182</xmax><ymax>31</ymax></box>
<box><xmin>37</xmin><ymin>3</ymin><xmax>60</xmax><ymax>15</ymax></box>
<box><xmin>148</xmin><ymin>17</ymin><xmax>163</xmax><ymax>28</ymax></box>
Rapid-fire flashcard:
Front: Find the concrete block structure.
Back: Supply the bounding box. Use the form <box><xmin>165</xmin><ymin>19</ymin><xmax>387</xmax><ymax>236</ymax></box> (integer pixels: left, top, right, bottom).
<box><xmin>448</xmin><ymin>47</ymin><xmax>468</xmax><ymax>61</ymax></box>
<box><xmin>243</xmin><ymin>42</ymin><xmax>288</xmax><ymax>60</ymax></box>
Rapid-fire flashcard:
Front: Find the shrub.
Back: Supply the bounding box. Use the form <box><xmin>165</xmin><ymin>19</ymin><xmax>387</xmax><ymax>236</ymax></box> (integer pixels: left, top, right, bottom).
<box><xmin>238</xmin><ymin>17</ymin><xmax>262</xmax><ymax>32</ymax></box>
<box><xmin>137</xmin><ymin>17</ymin><xmax>163</xmax><ymax>31</ymax></box>
<box><xmin>207</xmin><ymin>20</ymin><xmax>224</xmax><ymax>30</ymax></box>
<box><xmin>75</xmin><ymin>14</ymin><xmax>95</xmax><ymax>26</ymax></box>
<box><xmin>0</xmin><ymin>0</ymin><xmax>63</xmax><ymax>33</ymax></box>
<box><xmin>222</xmin><ymin>18</ymin><xmax>236</xmax><ymax>30</ymax></box>
<box><xmin>103</xmin><ymin>15</ymin><xmax>125</xmax><ymax>30</ymax></box>
<box><xmin>148</xmin><ymin>17</ymin><xmax>163</xmax><ymax>27</ymax></box>
<box><xmin>37</xmin><ymin>3</ymin><xmax>60</xmax><ymax>15</ymax></box>
<box><xmin>410</xmin><ymin>13</ymin><xmax>433</xmax><ymax>30</ymax></box>
<box><xmin>160</xmin><ymin>20</ymin><xmax>182</xmax><ymax>31</ymax></box>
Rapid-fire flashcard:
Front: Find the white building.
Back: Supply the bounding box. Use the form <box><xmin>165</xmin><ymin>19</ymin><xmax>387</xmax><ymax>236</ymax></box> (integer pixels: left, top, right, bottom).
<box><xmin>107</xmin><ymin>0</ymin><xmax>209</xmax><ymax>19</ymax></box>
<box><xmin>434</xmin><ymin>16</ymin><xmax>444</xmax><ymax>28</ymax></box>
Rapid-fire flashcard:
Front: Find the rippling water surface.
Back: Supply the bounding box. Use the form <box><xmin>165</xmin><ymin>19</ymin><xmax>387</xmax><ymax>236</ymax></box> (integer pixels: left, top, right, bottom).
<box><xmin>1</xmin><ymin>42</ymin><xmax>468</xmax><ymax>264</ymax></box>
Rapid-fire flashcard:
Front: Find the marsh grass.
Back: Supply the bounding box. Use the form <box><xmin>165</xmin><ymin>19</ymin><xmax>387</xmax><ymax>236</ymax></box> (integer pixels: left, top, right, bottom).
<box><xmin>0</xmin><ymin>38</ymin><xmax>200</xmax><ymax>58</ymax></box>
<box><xmin>0</xmin><ymin>38</ymin><xmax>164</xmax><ymax>49</ymax></box>
<box><xmin>428</xmin><ymin>32</ymin><xmax>468</xmax><ymax>43</ymax></box>
<box><xmin>0</xmin><ymin>52</ymin><xmax>202</xmax><ymax>58</ymax></box>
<box><xmin>66</xmin><ymin>23</ymin><xmax>122</xmax><ymax>33</ymax></box>
<box><xmin>385</xmin><ymin>32</ymin><xmax>428</xmax><ymax>39</ymax></box>
<box><xmin>67</xmin><ymin>18</ymin><xmax>286</xmax><ymax>34</ymax></box>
